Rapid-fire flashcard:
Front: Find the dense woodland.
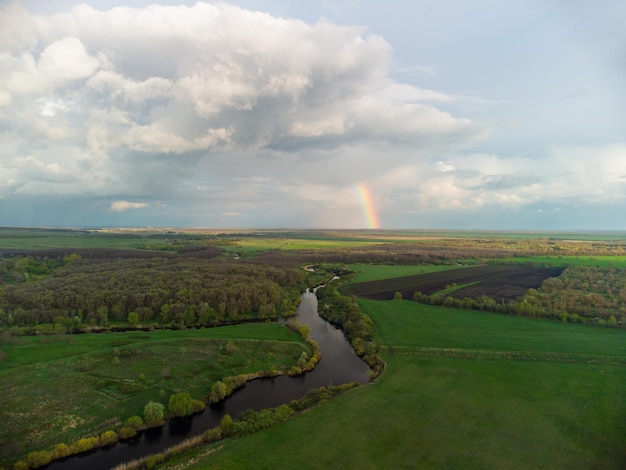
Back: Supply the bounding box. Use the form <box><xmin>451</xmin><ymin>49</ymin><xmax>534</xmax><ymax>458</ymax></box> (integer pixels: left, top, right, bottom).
<box><xmin>0</xmin><ymin>252</ymin><xmax>304</xmax><ymax>332</ymax></box>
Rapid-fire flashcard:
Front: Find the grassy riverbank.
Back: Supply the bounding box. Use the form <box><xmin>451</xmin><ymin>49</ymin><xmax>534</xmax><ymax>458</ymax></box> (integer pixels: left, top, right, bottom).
<box><xmin>0</xmin><ymin>323</ymin><xmax>311</xmax><ymax>466</ymax></box>
<box><xmin>163</xmin><ymin>301</ymin><xmax>626</xmax><ymax>469</ymax></box>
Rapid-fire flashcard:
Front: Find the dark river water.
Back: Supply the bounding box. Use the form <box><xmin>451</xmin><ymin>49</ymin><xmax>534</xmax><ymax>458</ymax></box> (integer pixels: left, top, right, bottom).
<box><xmin>48</xmin><ymin>289</ymin><xmax>370</xmax><ymax>469</ymax></box>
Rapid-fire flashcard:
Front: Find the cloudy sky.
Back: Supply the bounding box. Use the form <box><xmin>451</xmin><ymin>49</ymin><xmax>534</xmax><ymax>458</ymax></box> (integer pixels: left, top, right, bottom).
<box><xmin>1</xmin><ymin>0</ymin><xmax>625</xmax><ymax>230</ymax></box>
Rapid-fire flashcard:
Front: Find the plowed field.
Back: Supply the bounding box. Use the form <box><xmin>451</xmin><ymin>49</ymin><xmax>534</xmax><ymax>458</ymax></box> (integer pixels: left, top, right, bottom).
<box><xmin>344</xmin><ymin>264</ymin><xmax>563</xmax><ymax>302</ymax></box>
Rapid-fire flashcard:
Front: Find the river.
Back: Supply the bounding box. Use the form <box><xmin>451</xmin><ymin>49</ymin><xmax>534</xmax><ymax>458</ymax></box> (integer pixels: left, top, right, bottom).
<box><xmin>48</xmin><ymin>289</ymin><xmax>370</xmax><ymax>469</ymax></box>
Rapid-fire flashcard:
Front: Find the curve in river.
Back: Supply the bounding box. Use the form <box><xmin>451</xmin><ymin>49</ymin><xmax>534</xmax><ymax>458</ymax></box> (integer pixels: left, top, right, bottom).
<box><xmin>49</xmin><ymin>289</ymin><xmax>370</xmax><ymax>469</ymax></box>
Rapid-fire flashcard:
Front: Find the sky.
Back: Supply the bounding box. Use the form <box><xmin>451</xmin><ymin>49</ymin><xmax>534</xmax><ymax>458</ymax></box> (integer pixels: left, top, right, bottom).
<box><xmin>0</xmin><ymin>0</ymin><xmax>625</xmax><ymax>230</ymax></box>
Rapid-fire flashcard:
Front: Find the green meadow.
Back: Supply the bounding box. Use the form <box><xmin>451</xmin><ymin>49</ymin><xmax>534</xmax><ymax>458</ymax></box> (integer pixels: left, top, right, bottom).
<box><xmin>0</xmin><ymin>323</ymin><xmax>310</xmax><ymax>465</ymax></box>
<box><xmin>343</xmin><ymin>264</ymin><xmax>458</xmax><ymax>284</ymax></box>
<box><xmin>500</xmin><ymin>255</ymin><xmax>626</xmax><ymax>268</ymax></box>
<box><xmin>167</xmin><ymin>289</ymin><xmax>626</xmax><ymax>469</ymax></box>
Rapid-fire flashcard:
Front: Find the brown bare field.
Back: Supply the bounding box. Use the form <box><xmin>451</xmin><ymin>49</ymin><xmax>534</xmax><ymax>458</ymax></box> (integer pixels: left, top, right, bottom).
<box><xmin>343</xmin><ymin>264</ymin><xmax>564</xmax><ymax>302</ymax></box>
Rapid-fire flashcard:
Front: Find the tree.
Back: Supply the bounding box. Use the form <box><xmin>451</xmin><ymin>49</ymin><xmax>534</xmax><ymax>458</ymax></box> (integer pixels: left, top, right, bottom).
<box><xmin>220</xmin><ymin>414</ymin><xmax>234</xmax><ymax>436</ymax></box>
<box><xmin>127</xmin><ymin>311</ymin><xmax>140</xmax><ymax>326</ymax></box>
<box><xmin>168</xmin><ymin>392</ymin><xmax>194</xmax><ymax>417</ymax></box>
<box><xmin>393</xmin><ymin>291</ymin><xmax>403</xmax><ymax>300</ymax></box>
<box><xmin>100</xmin><ymin>430</ymin><xmax>117</xmax><ymax>446</ymax></box>
<box><xmin>209</xmin><ymin>380</ymin><xmax>227</xmax><ymax>403</ymax></box>
<box><xmin>143</xmin><ymin>401</ymin><xmax>164</xmax><ymax>425</ymax></box>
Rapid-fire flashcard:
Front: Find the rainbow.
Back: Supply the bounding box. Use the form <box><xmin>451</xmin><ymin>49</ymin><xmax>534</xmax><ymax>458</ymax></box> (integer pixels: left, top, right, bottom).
<box><xmin>356</xmin><ymin>183</ymin><xmax>380</xmax><ymax>229</ymax></box>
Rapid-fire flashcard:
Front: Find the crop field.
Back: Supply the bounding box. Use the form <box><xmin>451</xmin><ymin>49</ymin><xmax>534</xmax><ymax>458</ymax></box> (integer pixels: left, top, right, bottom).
<box><xmin>166</xmin><ymin>300</ymin><xmax>626</xmax><ymax>470</ymax></box>
<box><xmin>0</xmin><ymin>323</ymin><xmax>310</xmax><ymax>465</ymax></box>
<box><xmin>343</xmin><ymin>264</ymin><xmax>564</xmax><ymax>302</ymax></box>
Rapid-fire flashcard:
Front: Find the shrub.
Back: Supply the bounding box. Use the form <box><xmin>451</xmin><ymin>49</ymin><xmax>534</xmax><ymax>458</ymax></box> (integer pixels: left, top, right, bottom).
<box><xmin>99</xmin><ymin>430</ymin><xmax>117</xmax><ymax>446</ymax></box>
<box><xmin>143</xmin><ymin>401</ymin><xmax>164</xmax><ymax>426</ymax></box>
<box><xmin>203</xmin><ymin>427</ymin><xmax>222</xmax><ymax>443</ymax></box>
<box><xmin>119</xmin><ymin>426</ymin><xmax>137</xmax><ymax>439</ymax></box>
<box><xmin>168</xmin><ymin>392</ymin><xmax>194</xmax><ymax>417</ymax></box>
<box><xmin>192</xmin><ymin>399</ymin><xmax>205</xmax><ymax>413</ymax></box>
<box><xmin>26</xmin><ymin>450</ymin><xmax>53</xmax><ymax>468</ymax></box>
<box><xmin>125</xmin><ymin>415</ymin><xmax>143</xmax><ymax>429</ymax></box>
<box><xmin>53</xmin><ymin>443</ymin><xmax>70</xmax><ymax>459</ymax></box>
<box><xmin>144</xmin><ymin>453</ymin><xmax>165</xmax><ymax>469</ymax></box>
<box><xmin>70</xmin><ymin>436</ymin><xmax>99</xmax><ymax>454</ymax></box>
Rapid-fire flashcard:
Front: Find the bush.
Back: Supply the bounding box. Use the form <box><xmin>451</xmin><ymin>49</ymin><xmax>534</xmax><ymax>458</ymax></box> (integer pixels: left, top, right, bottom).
<box><xmin>99</xmin><ymin>430</ymin><xmax>117</xmax><ymax>446</ymax></box>
<box><xmin>143</xmin><ymin>401</ymin><xmax>164</xmax><ymax>426</ymax></box>
<box><xmin>26</xmin><ymin>450</ymin><xmax>53</xmax><ymax>468</ymax></box>
<box><xmin>125</xmin><ymin>415</ymin><xmax>143</xmax><ymax>429</ymax></box>
<box><xmin>203</xmin><ymin>427</ymin><xmax>222</xmax><ymax>443</ymax></box>
<box><xmin>192</xmin><ymin>399</ymin><xmax>205</xmax><ymax>413</ymax></box>
<box><xmin>119</xmin><ymin>426</ymin><xmax>137</xmax><ymax>439</ymax></box>
<box><xmin>13</xmin><ymin>461</ymin><xmax>29</xmax><ymax>470</ymax></box>
<box><xmin>53</xmin><ymin>443</ymin><xmax>70</xmax><ymax>459</ymax></box>
<box><xmin>144</xmin><ymin>453</ymin><xmax>165</xmax><ymax>469</ymax></box>
<box><xmin>70</xmin><ymin>436</ymin><xmax>99</xmax><ymax>454</ymax></box>
<box><xmin>168</xmin><ymin>392</ymin><xmax>194</xmax><ymax>417</ymax></box>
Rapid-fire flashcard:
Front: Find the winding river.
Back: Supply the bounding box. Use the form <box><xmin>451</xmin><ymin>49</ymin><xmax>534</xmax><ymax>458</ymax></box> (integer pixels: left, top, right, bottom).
<box><xmin>48</xmin><ymin>289</ymin><xmax>370</xmax><ymax>469</ymax></box>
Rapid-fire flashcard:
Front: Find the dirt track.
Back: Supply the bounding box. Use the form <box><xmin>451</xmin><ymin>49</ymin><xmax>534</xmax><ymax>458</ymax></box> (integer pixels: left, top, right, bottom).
<box><xmin>344</xmin><ymin>264</ymin><xmax>563</xmax><ymax>302</ymax></box>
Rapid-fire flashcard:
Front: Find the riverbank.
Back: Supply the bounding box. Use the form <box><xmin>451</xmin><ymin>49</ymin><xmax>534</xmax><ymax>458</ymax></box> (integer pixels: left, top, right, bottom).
<box><xmin>1</xmin><ymin>323</ymin><xmax>311</xmax><ymax>469</ymax></box>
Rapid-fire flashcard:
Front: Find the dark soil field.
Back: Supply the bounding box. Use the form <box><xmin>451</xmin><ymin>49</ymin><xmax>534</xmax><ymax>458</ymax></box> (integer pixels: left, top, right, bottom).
<box><xmin>343</xmin><ymin>264</ymin><xmax>564</xmax><ymax>302</ymax></box>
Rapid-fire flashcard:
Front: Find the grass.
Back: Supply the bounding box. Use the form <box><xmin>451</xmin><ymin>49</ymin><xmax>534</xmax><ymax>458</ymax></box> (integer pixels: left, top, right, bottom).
<box><xmin>498</xmin><ymin>255</ymin><xmax>626</xmax><ymax>268</ymax></box>
<box><xmin>343</xmin><ymin>264</ymin><xmax>458</xmax><ymax>284</ymax></box>
<box><xmin>0</xmin><ymin>228</ymin><xmax>172</xmax><ymax>250</ymax></box>
<box><xmin>0</xmin><ymin>323</ymin><xmax>311</xmax><ymax>465</ymax></box>
<box><xmin>166</xmin><ymin>299</ymin><xmax>626</xmax><ymax>470</ymax></box>
<box><xmin>222</xmin><ymin>237</ymin><xmax>387</xmax><ymax>254</ymax></box>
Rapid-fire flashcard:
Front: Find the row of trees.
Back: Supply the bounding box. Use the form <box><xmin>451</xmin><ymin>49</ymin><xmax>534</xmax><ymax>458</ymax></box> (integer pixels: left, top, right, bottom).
<box><xmin>315</xmin><ymin>284</ymin><xmax>383</xmax><ymax>377</ymax></box>
<box><xmin>412</xmin><ymin>266</ymin><xmax>626</xmax><ymax>326</ymax></box>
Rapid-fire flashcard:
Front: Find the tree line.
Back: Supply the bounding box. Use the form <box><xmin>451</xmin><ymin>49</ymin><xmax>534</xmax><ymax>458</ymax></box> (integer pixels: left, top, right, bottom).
<box><xmin>412</xmin><ymin>265</ymin><xmax>626</xmax><ymax>327</ymax></box>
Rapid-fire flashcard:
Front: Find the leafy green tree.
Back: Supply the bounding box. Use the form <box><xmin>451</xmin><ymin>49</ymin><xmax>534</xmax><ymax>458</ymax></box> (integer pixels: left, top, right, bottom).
<box><xmin>124</xmin><ymin>416</ymin><xmax>143</xmax><ymax>429</ymax></box>
<box><xmin>143</xmin><ymin>401</ymin><xmax>164</xmax><ymax>425</ymax></box>
<box><xmin>127</xmin><ymin>311</ymin><xmax>140</xmax><ymax>325</ymax></box>
<box><xmin>99</xmin><ymin>430</ymin><xmax>117</xmax><ymax>446</ymax></box>
<box><xmin>393</xmin><ymin>291</ymin><xmax>403</xmax><ymax>300</ymax></box>
<box><xmin>168</xmin><ymin>392</ymin><xmax>194</xmax><ymax>417</ymax></box>
<box><xmin>209</xmin><ymin>380</ymin><xmax>227</xmax><ymax>403</ymax></box>
<box><xmin>220</xmin><ymin>414</ymin><xmax>234</xmax><ymax>436</ymax></box>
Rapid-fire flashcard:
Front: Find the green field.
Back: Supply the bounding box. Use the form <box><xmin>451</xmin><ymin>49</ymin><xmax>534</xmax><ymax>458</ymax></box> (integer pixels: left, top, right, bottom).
<box><xmin>343</xmin><ymin>264</ymin><xmax>458</xmax><ymax>284</ymax></box>
<box><xmin>167</xmin><ymin>299</ymin><xmax>626</xmax><ymax>469</ymax></box>
<box><xmin>222</xmin><ymin>237</ymin><xmax>388</xmax><ymax>253</ymax></box>
<box><xmin>500</xmin><ymin>255</ymin><xmax>626</xmax><ymax>268</ymax></box>
<box><xmin>0</xmin><ymin>228</ymin><xmax>174</xmax><ymax>250</ymax></box>
<box><xmin>0</xmin><ymin>323</ymin><xmax>310</xmax><ymax>465</ymax></box>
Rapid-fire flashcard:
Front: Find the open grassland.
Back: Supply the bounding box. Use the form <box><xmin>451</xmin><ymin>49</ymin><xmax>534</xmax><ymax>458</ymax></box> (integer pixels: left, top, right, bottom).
<box><xmin>500</xmin><ymin>255</ymin><xmax>626</xmax><ymax>268</ymax></box>
<box><xmin>222</xmin><ymin>237</ymin><xmax>388</xmax><ymax>253</ymax></box>
<box><xmin>0</xmin><ymin>228</ymin><xmax>173</xmax><ymax>250</ymax></box>
<box><xmin>165</xmin><ymin>301</ymin><xmax>626</xmax><ymax>470</ymax></box>
<box><xmin>0</xmin><ymin>323</ymin><xmax>310</xmax><ymax>465</ymax></box>
<box><xmin>342</xmin><ymin>264</ymin><xmax>458</xmax><ymax>284</ymax></box>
